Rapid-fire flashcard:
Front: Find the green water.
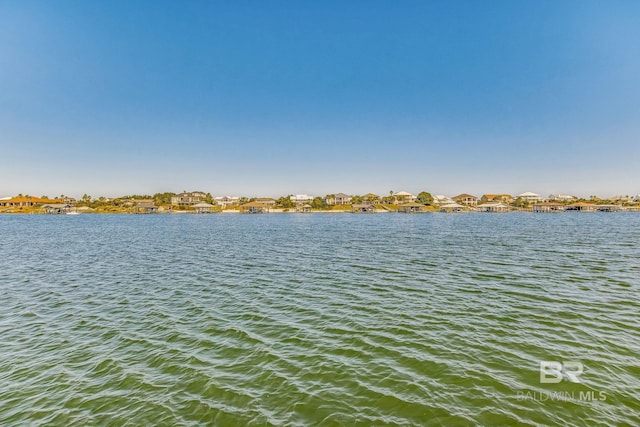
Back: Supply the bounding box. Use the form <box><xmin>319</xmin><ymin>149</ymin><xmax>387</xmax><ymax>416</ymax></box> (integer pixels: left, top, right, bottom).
<box><xmin>0</xmin><ymin>213</ymin><xmax>638</xmax><ymax>426</ymax></box>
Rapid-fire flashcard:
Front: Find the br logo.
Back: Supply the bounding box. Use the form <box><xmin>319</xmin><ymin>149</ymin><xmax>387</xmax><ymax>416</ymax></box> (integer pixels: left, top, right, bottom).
<box><xmin>540</xmin><ymin>361</ymin><xmax>584</xmax><ymax>383</ymax></box>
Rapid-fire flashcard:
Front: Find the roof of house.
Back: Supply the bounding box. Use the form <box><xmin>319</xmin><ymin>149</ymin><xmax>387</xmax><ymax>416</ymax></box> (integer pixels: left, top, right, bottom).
<box><xmin>193</xmin><ymin>202</ymin><xmax>214</xmax><ymax>208</ymax></box>
<box><xmin>453</xmin><ymin>194</ymin><xmax>477</xmax><ymax>200</ymax></box>
<box><xmin>568</xmin><ymin>202</ymin><xmax>597</xmax><ymax>207</ymax></box>
<box><xmin>335</xmin><ymin>193</ymin><xmax>351</xmax><ymax>198</ymax></box>
<box><xmin>2</xmin><ymin>196</ymin><xmax>59</xmax><ymax>204</ymax></box>
<box><xmin>394</xmin><ymin>191</ymin><xmax>414</xmax><ymax>196</ymax></box>
<box><xmin>517</xmin><ymin>192</ymin><xmax>540</xmax><ymax>197</ymax></box>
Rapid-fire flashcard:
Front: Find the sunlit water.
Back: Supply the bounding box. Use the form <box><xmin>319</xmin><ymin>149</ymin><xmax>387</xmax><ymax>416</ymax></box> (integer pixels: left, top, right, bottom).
<box><xmin>1</xmin><ymin>213</ymin><xmax>638</xmax><ymax>426</ymax></box>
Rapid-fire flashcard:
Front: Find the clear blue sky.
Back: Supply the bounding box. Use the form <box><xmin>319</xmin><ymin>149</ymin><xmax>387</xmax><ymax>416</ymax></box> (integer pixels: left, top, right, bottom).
<box><xmin>1</xmin><ymin>1</ymin><xmax>639</xmax><ymax>198</ymax></box>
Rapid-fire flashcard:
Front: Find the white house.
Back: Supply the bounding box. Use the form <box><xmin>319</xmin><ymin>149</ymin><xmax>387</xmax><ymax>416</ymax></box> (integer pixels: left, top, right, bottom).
<box><xmin>547</xmin><ymin>194</ymin><xmax>577</xmax><ymax>202</ymax></box>
<box><xmin>326</xmin><ymin>193</ymin><xmax>352</xmax><ymax>205</ymax></box>
<box><xmin>290</xmin><ymin>194</ymin><xmax>314</xmax><ymax>204</ymax></box>
<box><xmin>433</xmin><ymin>195</ymin><xmax>455</xmax><ymax>205</ymax></box>
<box><xmin>516</xmin><ymin>192</ymin><xmax>542</xmax><ymax>203</ymax></box>
<box><xmin>394</xmin><ymin>191</ymin><xmax>416</xmax><ymax>204</ymax></box>
<box><xmin>214</xmin><ymin>196</ymin><xmax>240</xmax><ymax>208</ymax></box>
<box><xmin>171</xmin><ymin>191</ymin><xmax>207</xmax><ymax>206</ymax></box>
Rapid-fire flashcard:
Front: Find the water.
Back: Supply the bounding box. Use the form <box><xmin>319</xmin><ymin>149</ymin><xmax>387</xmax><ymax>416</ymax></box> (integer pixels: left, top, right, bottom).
<box><xmin>1</xmin><ymin>213</ymin><xmax>638</xmax><ymax>426</ymax></box>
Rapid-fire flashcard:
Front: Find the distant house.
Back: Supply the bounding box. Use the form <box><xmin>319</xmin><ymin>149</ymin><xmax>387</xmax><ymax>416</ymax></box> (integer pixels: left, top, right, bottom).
<box><xmin>480</xmin><ymin>194</ymin><xmax>514</xmax><ymax>204</ymax></box>
<box><xmin>326</xmin><ymin>193</ymin><xmax>352</xmax><ymax>205</ymax></box>
<box><xmin>171</xmin><ymin>191</ymin><xmax>207</xmax><ymax>206</ymax></box>
<box><xmin>546</xmin><ymin>194</ymin><xmax>577</xmax><ymax>202</ymax></box>
<box><xmin>394</xmin><ymin>191</ymin><xmax>416</xmax><ymax>204</ymax></box>
<box><xmin>433</xmin><ymin>195</ymin><xmax>454</xmax><ymax>206</ymax></box>
<box><xmin>290</xmin><ymin>194</ymin><xmax>314</xmax><ymax>204</ymax></box>
<box><xmin>0</xmin><ymin>196</ymin><xmax>59</xmax><ymax>207</ymax></box>
<box><xmin>476</xmin><ymin>202</ymin><xmax>509</xmax><ymax>212</ymax></box>
<box><xmin>452</xmin><ymin>194</ymin><xmax>478</xmax><ymax>207</ymax></box>
<box><xmin>352</xmin><ymin>204</ymin><xmax>375</xmax><ymax>213</ymax></box>
<box><xmin>214</xmin><ymin>196</ymin><xmax>240</xmax><ymax>208</ymax></box>
<box><xmin>609</xmin><ymin>195</ymin><xmax>632</xmax><ymax>204</ymax></box>
<box><xmin>516</xmin><ymin>192</ymin><xmax>542</xmax><ymax>204</ymax></box>
<box><xmin>193</xmin><ymin>202</ymin><xmax>215</xmax><ymax>213</ymax></box>
<box><xmin>362</xmin><ymin>193</ymin><xmax>381</xmax><ymax>203</ymax></box>
<box><xmin>134</xmin><ymin>201</ymin><xmax>158</xmax><ymax>214</ymax></box>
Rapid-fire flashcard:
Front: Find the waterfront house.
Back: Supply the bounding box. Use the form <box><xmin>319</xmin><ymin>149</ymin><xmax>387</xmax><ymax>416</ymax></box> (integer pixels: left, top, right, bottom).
<box><xmin>290</xmin><ymin>195</ymin><xmax>314</xmax><ymax>204</ymax></box>
<box><xmin>452</xmin><ymin>194</ymin><xmax>478</xmax><ymax>207</ymax></box>
<box><xmin>326</xmin><ymin>193</ymin><xmax>352</xmax><ymax>206</ymax></box>
<box><xmin>397</xmin><ymin>202</ymin><xmax>427</xmax><ymax>213</ymax></box>
<box><xmin>394</xmin><ymin>191</ymin><xmax>417</xmax><ymax>204</ymax></box>
<box><xmin>214</xmin><ymin>195</ymin><xmax>240</xmax><ymax>208</ymax></box>
<box><xmin>134</xmin><ymin>201</ymin><xmax>158</xmax><ymax>214</ymax></box>
<box><xmin>516</xmin><ymin>192</ymin><xmax>543</xmax><ymax>204</ymax></box>
<box><xmin>433</xmin><ymin>195</ymin><xmax>455</xmax><ymax>206</ymax></box>
<box><xmin>240</xmin><ymin>201</ymin><xmax>270</xmax><ymax>213</ymax></box>
<box><xmin>362</xmin><ymin>193</ymin><xmax>381</xmax><ymax>203</ymax></box>
<box><xmin>546</xmin><ymin>194</ymin><xmax>577</xmax><ymax>202</ymax></box>
<box><xmin>352</xmin><ymin>204</ymin><xmax>375</xmax><ymax>213</ymax></box>
<box><xmin>480</xmin><ymin>194</ymin><xmax>514</xmax><ymax>204</ymax></box>
<box><xmin>0</xmin><ymin>196</ymin><xmax>59</xmax><ymax>207</ymax></box>
<box><xmin>476</xmin><ymin>202</ymin><xmax>509</xmax><ymax>212</ymax></box>
<box><xmin>193</xmin><ymin>202</ymin><xmax>215</xmax><ymax>213</ymax></box>
<box><xmin>532</xmin><ymin>202</ymin><xmax>566</xmax><ymax>213</ymax></box>
<box><xmin>171</xmin><ymin>191</ymin><xmax>207</xmax><ymax>206</ymax></box>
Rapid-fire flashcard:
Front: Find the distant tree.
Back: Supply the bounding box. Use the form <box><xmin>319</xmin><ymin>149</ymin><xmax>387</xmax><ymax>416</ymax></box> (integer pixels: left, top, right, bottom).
<box><xmin>512</xmin><ymin>197</ymin><xmax>528</xmax><ymax>208</ymax></box>
<box><xmin>41</xmin><ymin>195</ymin><xmax>49</xmax><ymax>200</ymax></box>
<box><xmin>416</xmin><ymin>191</ymin><xmax>434</xmax><ymax>206</ymax></box>
<box><xmin>310</xmin><ymin>196</ymin><xmax>326</xmax><ymax>209</ymax></box>
<box><xmin>382</xmin><ymin>195</ymin><xmax>395</xmax><ymax>204</ymax></box>
<box><xmin>81</xmin><ymin>194</ymin><xmax>92</xmax><ymax>204</ymax></box>
<box><xmin>203</xmin><ymin>192</ymin><xmax>214</xmax><ymax>204</ymax></box>
<box><xmin>153</xmin><ymin>192</ymin><xmax>175</xmax><ymax>205</ymax></box>
<box><xmin>276</xmin><ymin>196</ymin><xmax>295</xmax><ymax>209</ymax></box>
<box><xmin>351</xmin><ymin>195</ymin><xmax>364</xmax><ymax>204</ymax></box>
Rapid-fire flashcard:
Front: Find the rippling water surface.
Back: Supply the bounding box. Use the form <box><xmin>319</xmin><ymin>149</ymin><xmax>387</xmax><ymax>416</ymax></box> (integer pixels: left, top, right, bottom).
<box><xmin>1</xmin><ymin>213</ymin><xmax>639</xmax><ymax>426</ymax></box>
